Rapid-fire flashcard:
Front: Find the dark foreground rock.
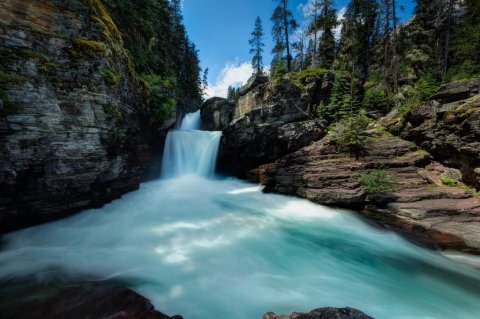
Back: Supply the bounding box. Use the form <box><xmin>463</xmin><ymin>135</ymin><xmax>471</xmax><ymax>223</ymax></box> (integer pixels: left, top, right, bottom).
<box><xmin>0</xmin><ymin>281</ymin><xmax>183</xmax><ymax>319</ymax></box>
<box><xmin>263</xmin><ymin>307</ymin><xmax>374</xmax><ymax>319</ymax></box>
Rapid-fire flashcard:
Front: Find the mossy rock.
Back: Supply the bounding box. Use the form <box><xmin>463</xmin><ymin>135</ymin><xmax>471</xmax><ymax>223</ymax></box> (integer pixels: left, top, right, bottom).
<box><xmin>101</xmin><ymin>69</ymin><xmax>119</xmax><ymax>86</ymax></box>
<box><xmin>0</xmin><ymin>89</ymin><xmax>22</xmax><ymax>117</ymax></box>
<box><xmin>74</xmin><ymin>38</ymin><xmax>108</xmax><ymax>55</ymax></box>
<box><xmin>0</xmin><ymin>71</ymin><xmax>28</xmax><ymax>87</ymax></box>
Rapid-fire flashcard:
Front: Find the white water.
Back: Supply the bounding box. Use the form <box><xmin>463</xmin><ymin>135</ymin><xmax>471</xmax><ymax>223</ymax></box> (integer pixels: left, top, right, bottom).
<box><xmin>1</xmin><ymin>112</ymin><xmax>480</xmax><ymax>318</ymax></box>
<box><xmin>162</xmin><ymin>110</ymin><xmax>222</xmax><ymax>178</ymax></box>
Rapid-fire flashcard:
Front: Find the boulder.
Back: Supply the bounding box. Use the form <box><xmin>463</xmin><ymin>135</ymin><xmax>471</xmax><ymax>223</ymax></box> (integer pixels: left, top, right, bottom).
<box><xmin>201</xmin><ymin>97</ymin><xmax>234</xmax><ymax>131</ymax></box>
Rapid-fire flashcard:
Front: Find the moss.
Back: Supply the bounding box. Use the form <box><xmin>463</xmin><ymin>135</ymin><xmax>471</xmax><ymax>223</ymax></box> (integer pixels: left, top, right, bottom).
<box><xmin>101</xmin><ymin>69</ymin><xmax>119</xmax><ymax>85</ymax></box>
<box><xmin>21</xmin><ymin>50</ymin><xmax>58</xmax><ymax>74</ymax></box>
<box><xmin>82</xmin><ymin>0</ymin><xmax>123</xmax><ymax>46</ymax></box>
<box><xmin>103</xmin><ymin>104</ymin><xmax>122</xmax><ymax>122</ymax></box>
<box><xmin>0</xmin><ymin>71</ymin><xmax>28</xmax><ymax>87</ymax></box>
<box><xmin>461</xmin><ymin>185</ymin><xmax>480</xmax><ymax>197</ymax></box>
<box><xmin>0</xmin><ymin>89</ymin><xmax>22</xmax><ymax>116</ymax></box>
<box><xmin>287</xmin><ymin>68</ymin><xmax>330</xmax><ymax>89</ymax></box>
<box><xmin>441</xmin><ymin>177</ymin><xmax>457</xmax><ymax>187</ymax></box>
<box><xmin>73</xmin><ymin>38</ymin><xmax>108</xmax><ymax>54</ymax></box>
<box><xmin>444</xmin><ymin>96</ymin><xmax>480</xmax><ymax>124</ymax></box>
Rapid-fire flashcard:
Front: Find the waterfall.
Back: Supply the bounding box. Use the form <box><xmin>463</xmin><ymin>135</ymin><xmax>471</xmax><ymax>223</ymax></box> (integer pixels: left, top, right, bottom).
<box><xmin>161</xmin><ymin>110</ymin><xmax>222</xmax><ymax>179</ymax></box>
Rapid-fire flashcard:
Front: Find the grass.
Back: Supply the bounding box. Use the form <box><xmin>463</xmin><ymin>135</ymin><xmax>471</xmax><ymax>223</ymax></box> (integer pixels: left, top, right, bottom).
<box><xmin>461</xmin><ymin>185</ymin><xmax>480</xmax><ymax>197</ymax></box>
<box><xmin>74</xmin><ymin>38</ymin><xmax>108</xmax><ymax>54</ymax></box>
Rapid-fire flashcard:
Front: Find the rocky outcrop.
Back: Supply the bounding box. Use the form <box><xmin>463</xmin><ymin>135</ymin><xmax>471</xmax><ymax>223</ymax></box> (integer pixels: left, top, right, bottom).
<box><xmin>0</xmin><ymin>0</ymin><xmax>153</xmax><ymax>232</ymax></box>
<box><xmin>252</xmin><ymin>129</ymin><xmax>480</xmax><ymax>253</ymax></box>
<box><xmin>201</xmin><ymin>97</ymin><xmax>234</xmax><ymax>131</ymax></box>
<box><xmin>0</xmin><ymin>281</ymin><xmax>183</xmax><ymax>319</ymax></box>
<box><xmin>203</xmin><ymin>76</ymin><xmax>326</xmax><ymax>177</ymax></box>
<box><xmin>263</xmin><ymin>307</ymin><xmax>374</xmax><ymax>319</ymax></box>
<box><xmin>383</xmin><ymin>78</ymin><xmax>480</xmax><ymax>189</ymax></box>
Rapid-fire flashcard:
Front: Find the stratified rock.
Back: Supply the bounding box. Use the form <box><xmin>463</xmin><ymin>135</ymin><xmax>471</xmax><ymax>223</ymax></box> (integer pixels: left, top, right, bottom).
<box><xmin>201</xmin><ymin>97</ymin><xmax>234</xmax><ymax>131</ymax></box>
<box><xmin>262</xmin><ymin>307</ymin><xmax>374</xmax><ymax>319</ymax></box>
<box><xmin>398</xmin><ymin>80</ymin><xmax>480</xmax><ymax>189</ymax></box>
<box><xmin>0</xmin><ymin>0</ymin><xmax>153</xmax><ymax>232</ymax></box>
<box><xmin>253</xmin><ymin>129</ymin><xmax>480</xmax><ymax>253</ymax></box>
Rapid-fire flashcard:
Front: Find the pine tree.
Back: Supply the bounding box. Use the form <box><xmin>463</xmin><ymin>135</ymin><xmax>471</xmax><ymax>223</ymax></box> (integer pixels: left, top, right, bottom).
<box><xmin>249</xmin><ymin>16</ymin><xmax>265</xmax><ymax>75</ymax></box>
<box><xmin>338</xmin><ymin>0</ymin><xmax>378</xmax><ymax>83</ymax></box>
<box><xmin>271</xmin><ymin>0</ymin><xmax>298</xmax><ymax>72</ymax></box>
<box><xmin>317</xmin><ymin>1</ymin><xmax>338</xmax><ymax>69</ymax></box>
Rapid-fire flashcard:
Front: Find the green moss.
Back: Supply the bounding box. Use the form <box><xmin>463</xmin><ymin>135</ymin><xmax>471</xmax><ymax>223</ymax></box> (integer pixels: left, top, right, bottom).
<box><xmin>73</xmin><ymin>38</ymin><xmax>108</xmax><ymax>54</ymax></box>
<box><xmin>287</xmin><ymin>68</ymin><xmax>330</xmax><ymax>88</ymax></box>
<box><xmin>359</xmin><ymin>169</ymin><xmax>398</xmax><ymax>195</ymax></box>
<box><xmin>101</xmin><ymin>69</ymin><xmax>119</xmax><ymax>85</ymax></box>
<box><xmin>441</xmin><ymin>177</ymin><xmax>457</xmax><ymax>187</ymax></box>
<box><xmin>444</xmin><ymin>96</ymin><xmax>480</xmax><ymax>124</ymax></box>
<box><xmin>461</xmin><ymin>185</ymin><xmax>480</xmax><ymax>197</ymax></box>
<box><xmin>0</xmin><ymin>89</ymin><xmax>22</xmax><ymax>116</ymax></box>
<box><xmin>0</xmin><ymin>71</ymin><xmax>28</xmax><ymax>87</ymax></box>
<box><xmin>83</xmin><ymin>0</ymin><xmax>124</xmax><ymax>46</ymax></box>
<box><xmin>103</xmin><ymin>104</ymin><xmax>122</xmax><ymax>122</ymax></box>
<box><xmin>22</xmin><ymin>50</ymin><xmax>58</xmax><ymax>74</ymax></box>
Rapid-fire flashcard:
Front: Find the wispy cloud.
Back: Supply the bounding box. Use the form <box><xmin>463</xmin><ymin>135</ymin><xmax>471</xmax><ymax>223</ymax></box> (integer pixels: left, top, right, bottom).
<box><xmin>205</xmin><ymin>62</ymin><xmax>253</xmax><ymax>98</ymax></box>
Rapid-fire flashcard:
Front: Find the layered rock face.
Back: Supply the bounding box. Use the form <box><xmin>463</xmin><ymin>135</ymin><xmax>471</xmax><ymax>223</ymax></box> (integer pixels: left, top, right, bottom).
<box><xmin>202</xmin><ymin>75</ymin><xmax>325</xmax><ymax>177</ymax></box>
<box><xmin>0</xmin><ymin>0</ymin><xmax>153</xmax><ymax>232</ymax></box>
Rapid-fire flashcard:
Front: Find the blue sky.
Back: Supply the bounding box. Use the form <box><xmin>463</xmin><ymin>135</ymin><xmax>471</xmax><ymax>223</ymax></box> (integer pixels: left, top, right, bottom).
<box><xmin>183</xmin><ymin>0</ymin><xmax>415</xmax><ymax>97</ymax></box>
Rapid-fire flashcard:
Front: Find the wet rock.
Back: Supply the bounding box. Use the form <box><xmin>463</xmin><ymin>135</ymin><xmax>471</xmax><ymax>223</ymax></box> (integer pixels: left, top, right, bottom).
<box><xmin>262</xmin><ymin>307</ymin><xmax>374</xmax><ymax>319</ymax></box>
<box><xmin>0</xmin><ymin>281</ymin><xmax>182</xmax><ymax>319</ymax></box>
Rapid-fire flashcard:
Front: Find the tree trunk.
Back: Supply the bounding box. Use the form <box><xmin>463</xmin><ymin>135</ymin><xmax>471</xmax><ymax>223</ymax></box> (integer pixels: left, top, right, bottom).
<box><xmin>283</xmin><ymin>0</ymin><xmax>292</xmax><ymax>72</ymax></box>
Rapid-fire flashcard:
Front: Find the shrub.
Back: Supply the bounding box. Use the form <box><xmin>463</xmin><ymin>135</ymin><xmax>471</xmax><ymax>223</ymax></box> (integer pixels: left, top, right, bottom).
<box><xmin>287</xmin><ymin>68</ymin><xmax>329</xmax><ymax>88</ymax></box>
<box><xmin>359</xmin><ymin>169</ymin><xmax>398</xmax><ymax>195</ymax></box>
<box><xmin>330</xmin><ymin>110</ymin><xmax>370</xmax><ymax>157</ymax></box>
<box><xmin>441</xmin><ymin>177</ymin><xmax>457</xmax><ymax>187</ymax></box>
<box><xmin>363</xmin><ymin>89</ymin><xmax>391</xmax><ymax>110</ymax></box>
<box><xmin>270</xmin><ymin>59</ymin><xmax>287</xmax><ymax>84</ymax></box>
<box><xmin>415</xmin><ymin>73</ymin><xmax>439</xmax><ymax>101</ymax></box>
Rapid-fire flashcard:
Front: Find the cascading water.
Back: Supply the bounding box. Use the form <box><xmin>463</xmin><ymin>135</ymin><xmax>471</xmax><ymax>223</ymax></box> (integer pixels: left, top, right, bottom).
<box><xmin>1</xmin><ymin>112</ymin><xmax>480</xmax><ymax>318</ymax></box>
<box><xmin>161</xmin><ymin>110</ymin><xmax>222</xmax><ymax>179</ymax></box>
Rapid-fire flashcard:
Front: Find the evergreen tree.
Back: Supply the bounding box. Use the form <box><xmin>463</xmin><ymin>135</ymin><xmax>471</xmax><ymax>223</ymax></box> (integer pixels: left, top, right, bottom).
<box><xmin>338</xmin><ymin>0</ymin><xmax>378</xmax><ymax>83</ymax></box>
<box><xmin>271</xmin><ymin>0</ymin><xmax>298</xmax><ymax>72</ymax></box>
<box><xmin>317</xmin><ymin>1</ymin><xmax>338</xmax><ymax>69</ymax></box>
<box><xmin>249</xmin><ymin>16</ymin><xmax>266</xmax><ymax>75</ymax></box>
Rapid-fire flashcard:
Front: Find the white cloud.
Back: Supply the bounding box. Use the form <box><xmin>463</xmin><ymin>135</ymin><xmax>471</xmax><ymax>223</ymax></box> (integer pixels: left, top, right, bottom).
<box><xmin>205</xmin><ymin>62</ymin><xmax>253</xmax><ymax>98</ymax></box>
<box><xmin>334</xmin><ymin>7</ymin><xmax>346</xmax><ymax>39</ymax></box>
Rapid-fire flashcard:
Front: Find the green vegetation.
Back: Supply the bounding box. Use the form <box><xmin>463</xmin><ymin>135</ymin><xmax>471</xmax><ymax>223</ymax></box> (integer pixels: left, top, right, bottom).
<box><xmin>362</xmin><ymin>89</ymin><xmax>391</xmax><ymax>110</ymax></box>
<box><xmin>0</xmin><ymin>89</ymin><xmax>22</xmax><ymax>117</ymax></box>
<box><xmin>330</xmin><ymin>111</ymin><xmax>370</xmax><ymax>157</ymax></box>
<box><xmin>287</xmin><ymin>68</ymin><xmax>330</xmax><ymax>89</ymax></box>
<box><xmin>103</xmin><ymin>104</ymin><xmax>122</xmax><ymax>122</ymax></box>
<box><xmin>359</xmin><ymin>169</ymin><xmax>398</xmax><ymax>195</ymax></box>
<box><xmin>461</xmin><ymin>185</ymin><xmax>480</xmax><ymax>197</ymax></box>
<box><xmin>0</xmin><ymin>71</ymin><xmax>28</xmax><ymax>86</ymax></box>
<box><xmin>142</xmin><ymin>74</ymin><xmax>176</xmax><ymax>124</ymax></box>
<box><xmin>101</xmin><ymin>69</ymin><xmax>120</xmax><ymax>86</ymax></box>
<box><xmin>74</xmin><ymin>38</ymin><xmax>108</xmax><ymax>54</ymax></box>
<box><xmin>440</xmin><ymin>177</ymin><xmax>457</xmax><ymax>187</ymax></box>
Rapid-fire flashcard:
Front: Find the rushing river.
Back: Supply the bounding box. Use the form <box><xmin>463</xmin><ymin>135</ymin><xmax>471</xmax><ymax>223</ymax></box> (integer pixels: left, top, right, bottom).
<box><xmin>1</xmin><ymin>112</ymin><xmax>480</xmax><ymax>319</ymax></box>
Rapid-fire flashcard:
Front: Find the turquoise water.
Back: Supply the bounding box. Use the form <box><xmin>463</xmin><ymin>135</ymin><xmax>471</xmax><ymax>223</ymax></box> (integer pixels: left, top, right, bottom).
<box><xmin>1</xmin><ymin>175</ymin><xmax>480</xmax><ymax>319</ymax></box>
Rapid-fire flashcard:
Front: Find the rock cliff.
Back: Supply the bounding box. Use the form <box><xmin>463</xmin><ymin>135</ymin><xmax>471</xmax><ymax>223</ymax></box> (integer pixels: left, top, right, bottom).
<box><xmin>0</xmin><ymin>0</ymin><xmax>153</xmax><ymax>232</ymax></box>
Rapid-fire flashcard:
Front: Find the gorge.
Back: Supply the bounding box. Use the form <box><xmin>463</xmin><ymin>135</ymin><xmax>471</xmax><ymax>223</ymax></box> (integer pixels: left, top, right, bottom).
<box><xmin>1</xmin><ymin>0</ymin><xmax>480</xmax><ymax>318</ymax></box>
